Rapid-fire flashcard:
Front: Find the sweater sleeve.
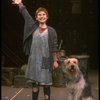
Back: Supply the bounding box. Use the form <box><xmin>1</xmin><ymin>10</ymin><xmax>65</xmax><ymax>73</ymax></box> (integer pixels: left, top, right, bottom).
<box><xmin>18</xmin><ymin>3</ymin><xmax>38</xmax><ymax>42</ymax></box>
<box><xmin>18</xmin><ymin>3</ymin><xmax>34</xmax><ymax>24</ymax></box>
<box><xmin>52</xmin><ymin>29</ymin><xmax>58</xmax><ymax>52</ymax></box>
<box><xmin>18</xmin><ymin>3</ymin><xmax>38</xmax><ymax>56</ymax></box>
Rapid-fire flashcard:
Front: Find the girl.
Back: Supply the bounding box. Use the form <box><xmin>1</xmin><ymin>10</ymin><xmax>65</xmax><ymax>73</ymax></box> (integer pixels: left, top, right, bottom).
<box><xmin>12</xmin><ymin>0</ymin><xmax>59</xmax><ymax>100</ymax></box>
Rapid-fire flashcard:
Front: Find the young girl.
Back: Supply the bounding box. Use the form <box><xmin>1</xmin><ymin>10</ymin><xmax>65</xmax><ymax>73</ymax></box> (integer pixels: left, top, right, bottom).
<box><xmin>12</xmin><ymin>0</ymin><xmax>59</xmax><ymax>100</ymax></box>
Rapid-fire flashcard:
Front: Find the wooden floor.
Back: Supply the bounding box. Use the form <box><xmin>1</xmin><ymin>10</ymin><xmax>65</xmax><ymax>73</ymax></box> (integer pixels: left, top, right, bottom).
<box><xmin>1</xmin><ymin>70</ymin><xmax>99</xmax><ymax>100</ymax></box>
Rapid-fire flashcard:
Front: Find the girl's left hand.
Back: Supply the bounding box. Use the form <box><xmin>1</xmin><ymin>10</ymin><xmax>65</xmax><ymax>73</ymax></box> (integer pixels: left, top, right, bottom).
<box><xmin>53</xmin><ymin>61</ymin><xmax>59</xmax><ymax>69</ymax></box>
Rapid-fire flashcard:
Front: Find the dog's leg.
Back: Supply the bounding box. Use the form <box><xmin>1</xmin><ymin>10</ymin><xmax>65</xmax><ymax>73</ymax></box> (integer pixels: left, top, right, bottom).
<box><xmin>74</xmin><ymin>89</ymin><xmax>83</xmax><ymax>100</ymax></box>
<box><xmin>67</xmin><ymin>92</ymin><xmax>73</xmax><ymax>100</ymax></box>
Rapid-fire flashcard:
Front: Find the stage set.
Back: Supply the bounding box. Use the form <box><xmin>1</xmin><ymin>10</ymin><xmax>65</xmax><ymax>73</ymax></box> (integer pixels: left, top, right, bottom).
<box><xmin>1</xmin><ymin>0</ymin><xmax>98</xmax><ymax>100</ymax></box>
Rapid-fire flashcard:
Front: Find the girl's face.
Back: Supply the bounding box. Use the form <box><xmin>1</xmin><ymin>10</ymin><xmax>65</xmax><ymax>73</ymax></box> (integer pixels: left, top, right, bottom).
<box><xmin>36</xmin><ymin>11</ymin><xmax>48</xmax><ymax>24</ymax></box>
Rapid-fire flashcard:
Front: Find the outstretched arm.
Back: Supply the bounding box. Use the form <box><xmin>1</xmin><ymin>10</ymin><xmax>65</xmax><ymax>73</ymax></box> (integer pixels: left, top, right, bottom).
<box><xmin>11</xmin><ymin>0</ymin><xmax>35</xmax><ymax>30</ymax></box>
<box><xmin>11</xmin><ymin>0</ymin><xmax>38</xmax><ymax>56</ymax></box>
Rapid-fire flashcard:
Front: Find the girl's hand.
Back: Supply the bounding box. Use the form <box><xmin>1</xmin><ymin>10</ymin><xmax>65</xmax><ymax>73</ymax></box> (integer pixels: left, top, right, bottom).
<box><xmin>12</xmin><ymin>0</ymin><xmax>22</xmax><ymax>4</ymax></box>
<box><xmin>53</xmin><ymin>61</ymin><xmax>59</xmax><ymax>69</ymax></box>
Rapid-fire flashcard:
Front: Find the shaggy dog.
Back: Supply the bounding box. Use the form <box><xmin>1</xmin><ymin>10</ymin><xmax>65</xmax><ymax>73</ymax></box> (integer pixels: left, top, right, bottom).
<box><xmin>62</xmin><ymin>58</ymin><xmax>94</xmax><ymax>100</ymax></box>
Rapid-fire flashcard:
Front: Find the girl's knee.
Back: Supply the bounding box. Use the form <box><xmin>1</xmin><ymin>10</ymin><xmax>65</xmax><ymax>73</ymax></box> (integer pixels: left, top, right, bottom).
<box><xmin>32</xmin><ymin>83</ymin><xmax>39</xmax><ymax>92</ymax></box>
<box><xmin>32</xmin><ymin>87</ymin><xmax>39</xmax><ymax>92</ymax></box>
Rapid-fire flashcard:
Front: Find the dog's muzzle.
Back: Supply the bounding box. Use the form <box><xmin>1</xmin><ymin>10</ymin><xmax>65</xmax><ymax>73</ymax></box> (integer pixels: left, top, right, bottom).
<box><xmin>68</xmin><ymin>65</ymin><xmax>76</xmax><ymax>72</ymax></box>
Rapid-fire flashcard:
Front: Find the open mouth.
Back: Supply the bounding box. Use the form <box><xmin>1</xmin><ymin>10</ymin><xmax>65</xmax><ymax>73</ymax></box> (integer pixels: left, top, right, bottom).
<box><xmin>68</xmin><ymin>66</ymin><xmax>76</xmax><ymax>72</ymax></box>
<box><xmin>69</xmin><ymin>69</ymin><xmax>76</xmax><ymax>72</ymax></box>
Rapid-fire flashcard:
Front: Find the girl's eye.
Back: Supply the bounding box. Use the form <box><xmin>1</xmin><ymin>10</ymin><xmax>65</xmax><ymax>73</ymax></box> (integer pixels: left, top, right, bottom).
<box><xmin>38</xmin><ymin>14</ymin><xmax>41</xmax><ymax>16</ymax></box>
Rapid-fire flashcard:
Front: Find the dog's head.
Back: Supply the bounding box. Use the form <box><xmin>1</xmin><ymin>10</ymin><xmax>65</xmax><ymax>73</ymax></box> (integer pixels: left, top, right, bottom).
<box><xmin>64</xmin><ymin>58</ymin><xmax>79</xmax><ymax>72</ymax></box>
<box><xmin>62</xmin><ymin>58</ymin><xmax>81</xmax><ymax>80</ymax></box>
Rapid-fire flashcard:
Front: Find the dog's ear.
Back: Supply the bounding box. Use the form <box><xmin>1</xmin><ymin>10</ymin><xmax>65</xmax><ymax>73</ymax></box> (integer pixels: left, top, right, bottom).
<box><xmin>72</xmin><ymin>58</ymin><xmax>78</xmax><ymax>64</ymax></box>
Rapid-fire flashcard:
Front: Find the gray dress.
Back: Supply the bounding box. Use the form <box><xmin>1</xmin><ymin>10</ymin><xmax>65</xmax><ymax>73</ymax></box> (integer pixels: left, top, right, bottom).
<box><xmin>25</xmin><ymin>28</ymin><xmax>52</xmax><ymax>85</ymax></box>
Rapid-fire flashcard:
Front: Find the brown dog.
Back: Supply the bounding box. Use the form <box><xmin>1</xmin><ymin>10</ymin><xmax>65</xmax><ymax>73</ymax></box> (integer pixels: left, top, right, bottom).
<box><xmin>62</xmin><ymin>58</ymin><xmax>94</xmax><ymax>100</ymax></box>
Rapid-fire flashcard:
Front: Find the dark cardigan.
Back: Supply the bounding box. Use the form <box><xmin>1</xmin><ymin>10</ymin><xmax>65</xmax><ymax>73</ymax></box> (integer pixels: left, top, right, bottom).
<box><xmin>18</xmin><ymin>3</ymin><xmax>58</xmax><ymax>71</ymax></box>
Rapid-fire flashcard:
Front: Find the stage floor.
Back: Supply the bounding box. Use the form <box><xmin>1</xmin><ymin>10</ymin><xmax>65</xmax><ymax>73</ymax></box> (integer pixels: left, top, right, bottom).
<box><xmin>1</xmin><ymin>70</ymin><xmax>99</xmax><ymax>100</ymax></box>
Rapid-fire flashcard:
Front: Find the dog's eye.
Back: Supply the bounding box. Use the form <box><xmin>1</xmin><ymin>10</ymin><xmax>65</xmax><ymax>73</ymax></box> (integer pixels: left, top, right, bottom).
<box><xmin>73</xmin><ymin>61</ymin><xmax>76</xmax><ymax>64</ymax></box>
<box><xmin>67</xmin><ymin>61</ymin><xmax>70</xmax><ymax>64</ymax></box>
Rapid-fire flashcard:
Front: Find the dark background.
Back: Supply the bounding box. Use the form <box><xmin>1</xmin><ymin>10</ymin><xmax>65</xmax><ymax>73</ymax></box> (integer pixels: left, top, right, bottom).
<box><xmin>1</xmin><ymin>0</ymin><xmax>98</xmax><ymax>69</ymax></box>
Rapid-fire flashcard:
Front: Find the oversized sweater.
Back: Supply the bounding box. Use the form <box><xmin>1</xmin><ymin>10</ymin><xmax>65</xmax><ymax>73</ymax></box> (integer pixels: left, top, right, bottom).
<box><xmin>18</xmin><ymin>3</ymin><xmax>58</xmax><ymax>71</ymax></box>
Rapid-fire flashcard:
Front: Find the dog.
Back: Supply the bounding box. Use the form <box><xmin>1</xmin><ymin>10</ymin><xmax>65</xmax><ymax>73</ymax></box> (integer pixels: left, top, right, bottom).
<box><xmin>62</xmin><ymin>58</ymin><xmax>94</xmax><ymax>100</ymax></box>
